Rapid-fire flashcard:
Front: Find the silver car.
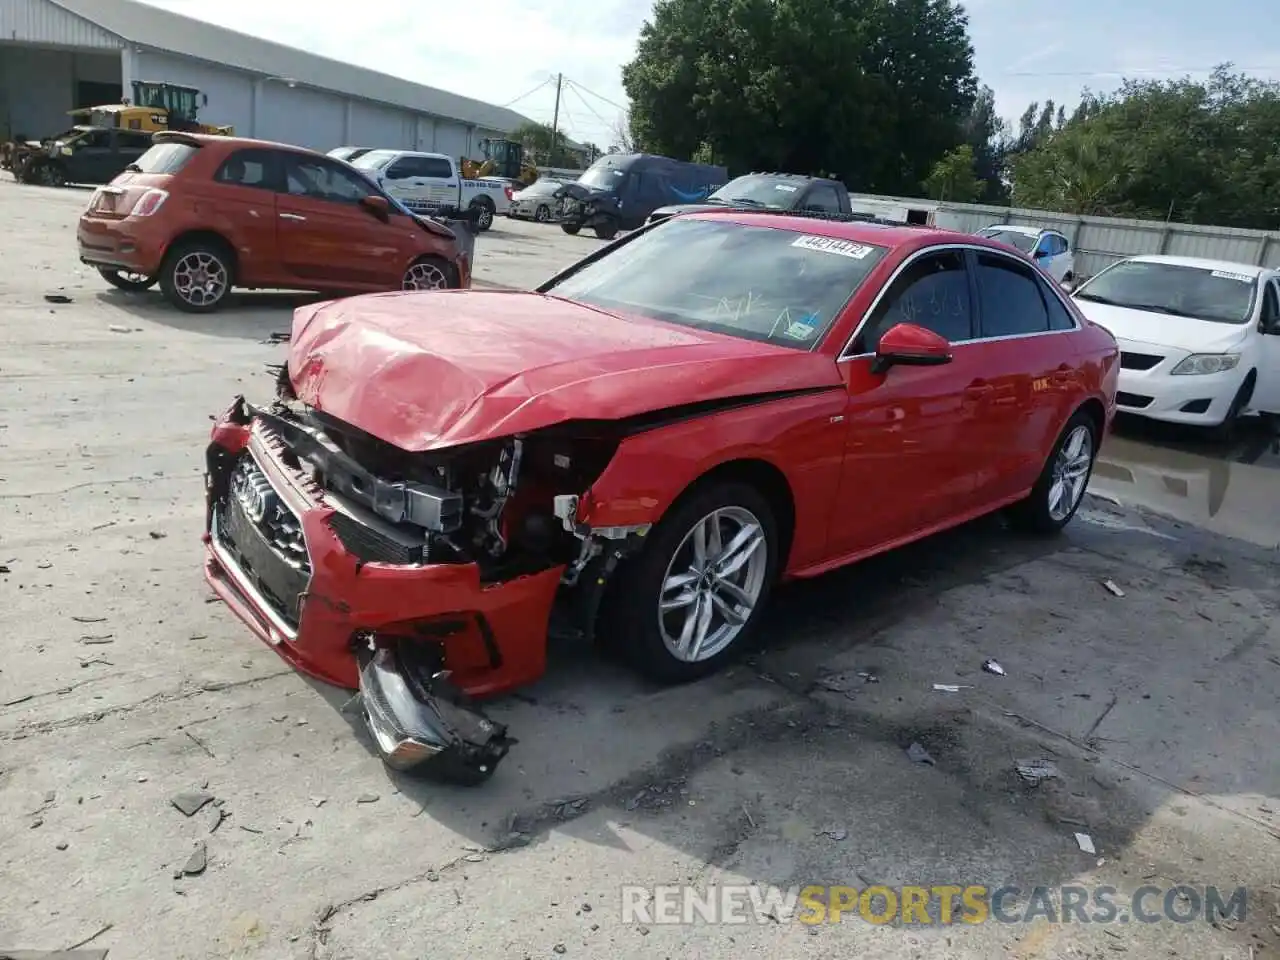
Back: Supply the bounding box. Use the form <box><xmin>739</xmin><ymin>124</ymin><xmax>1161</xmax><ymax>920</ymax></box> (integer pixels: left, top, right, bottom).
<box><xmin>508</xmin><ymin>177</ymin><xmax>568</xmax><ymax>222</ymax></box>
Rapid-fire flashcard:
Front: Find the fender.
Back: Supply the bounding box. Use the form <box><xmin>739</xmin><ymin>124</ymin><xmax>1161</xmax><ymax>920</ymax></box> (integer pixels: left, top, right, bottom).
<box><xmin>577</xmin><ymin>387</ymin><xmax>848</xmax><ymax>573</ymax></box>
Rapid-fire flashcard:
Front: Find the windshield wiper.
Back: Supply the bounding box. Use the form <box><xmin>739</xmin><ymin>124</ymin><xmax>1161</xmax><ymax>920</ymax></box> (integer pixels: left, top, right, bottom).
<box><xmin>725</xmin><ymin>197</ymin><xmax>765</xmax><ymax>206</ymax></box>
<box><xmin>123</xmin><ymin>163</ymin><xmax>143</xmax><ymax>173</ymax></box>
<box><xmin>1073</xmin><ymin>292</ymin><xmax>1117</xmax><ymax>305</ymax></box>
<box><xmin>1127</xmin><ymin>302</ymin><xmax>1197</xmax><ymax>318</ymax></box>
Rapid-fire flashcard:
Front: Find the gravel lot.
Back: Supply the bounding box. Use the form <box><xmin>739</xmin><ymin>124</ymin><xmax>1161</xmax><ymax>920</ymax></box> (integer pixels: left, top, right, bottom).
<box><xmin>1</xmin><ymin>179</ymin><xmax>1277</xmax><ymax>960</ymax></box>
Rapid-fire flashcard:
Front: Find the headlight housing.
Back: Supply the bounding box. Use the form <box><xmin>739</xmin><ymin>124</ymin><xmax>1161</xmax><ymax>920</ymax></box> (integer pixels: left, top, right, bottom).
<box><xmin>1169</xmin><ymin>353</ymin><xmax>1240</xmax><ymax>375</ymax></box>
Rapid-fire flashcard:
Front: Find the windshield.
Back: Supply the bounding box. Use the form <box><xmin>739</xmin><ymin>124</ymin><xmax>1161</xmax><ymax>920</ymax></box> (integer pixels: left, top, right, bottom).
<box><xmin>1074</xmin><ymin>260</ymin><xmax>1258</xmax><ymax>325</ymax></box>
<box><xmin>709</xmin><ymin>175</ymin><xmax>805</xmax><ymax>208</ymax></box>
<box><xmin>350</xmin><ymin>150</ymin><xmax>399</xmax><ymax>172</ymax></box>
<box><xmin>577</xmin><ymin>163</ymin><xmax>625</xmax><ymax>191</ymax></box>
<box><xmin>543</xmin><ymin>217</ymin><xmax>887</xmax><ymax>349</ymax></box>
<box><xmin>978</xmin><ymin>227</ymin><xmax>1037</xmax><ymax>253</ymax></box>
<box><xmin>520</xmin><ymin>179</ymin><xmax>562</xmax><ymax>196</ymax></box>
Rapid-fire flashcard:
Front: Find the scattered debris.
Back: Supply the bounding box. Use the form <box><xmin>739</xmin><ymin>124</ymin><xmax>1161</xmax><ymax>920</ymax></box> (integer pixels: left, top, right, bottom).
<box><xmin>817</xmin><ymin>825</ymin><xmax>848</xmax><ymax>841</ymax></box>
<box><xmin>982</xmin><ymin>658</ymin><xmax>1006</xmax><ymax>676</ymax></box>
<box><xmin>741</xmin><ymin>804</ymin><xmax>756</xmax><ymax>829</ymax></box>
<box><xmin>357</xmin><ymin>793</ymin><xmax>380</xmax><ymax>804</ymax></box>
<box><xmin>1100</xmin><ymin>579</ymin><xmax>1126</xmax><ymax>598</ymax></box>
<box><xmin>36</xmin><ymin>561</ymin><xmax>52</xmax><ymax>569</ymax></box>
<box><xmin>0</xmin><ymin>564</ymin><xmax>9</xmax><ymax>574</ymax></box>
<box><xmin>209</xmin><ymin>807</ymin><xmax>228</xmax><ymax>834</ymax></box>
<box><xmin>238</xmin><ymin>825</ymin><xmax>264</xmax><ymax>834</ymax></box>
<box><xmin>170</xmin><ymin>790</ymin><xmax>215</xmax><ymax>817</ymax></box>
<box><xmin>932</xmin><ymin>684</ymin><xmax>968</xmax><ymax>693</ymax></box>
<box><xmin>44</xmin><ymin>293</ymin><xmax>73</xmax><ymax>303</ymax></box>
<box><xmin>906</xmin><ymin>742</ymin><xmax>935</xmax><ymax>766</ymax></box>
<box><xmin>148</xmin><ymin>530</ymin><xmax>167</xmax><ymax>540</ymax></box>
<box><xmin>79</xmin><ymin>635</ymin><xmax>114</xmax><ymax>644</ymax></box>
<box><xmin>1074</xmin><ymin>832</ymin><xmax>1096</xmax><ymax>854</ymax></box>
<box><xmin>1016</xmin><ymin>759</ymin><xmax>1061</xmax><ymax>785</ymax></box>
<box><xmin>464</xmin><ymin>853</ymin><xmax>485</xmax><ymax>862</ymax></box>
<box><xmin>856</xmin><ymin>670</ymin><xmax>880</xmax><ymax>683</ymax></box>
<box><xmin>311</xmin><ymin>797</ymin><xmax>328</xmax><ymax>808</ymax></box>
<box><xmin>181</xmin><ymin>842</ymin><xmax>208</xmax><ymax>876</ymax></box>
<box><xmin>30</xmin><ymin>819</ymin><xmax>43</xmax><ymax>829</ymax></box>
<box><xmin>72</xmin><ymin>616</ymin><xmax>108</xmax><ymax>624</ymax></box>
<box><xmin>4</xmin><ymin>694</ymin><xmax>34</xmax><ymax>707</ymax></box>
<box><xmin>56</xmin><ymin>841</ymin><xmax>69</xmax><ymax>850</ymax></box>
<box><xmin>107</xmin><ymin>324</ymin><xmax>132</xmax><ymax>333</ymax></box>
<box><xmin>553</xmin><ymin>944</ymin><xmax>567</xmax><ymax>954</ymax></box>
<box><xmin>184</xmin><ymin>730</ymin><xmax>215</xmax><ymax>758</ymax></box>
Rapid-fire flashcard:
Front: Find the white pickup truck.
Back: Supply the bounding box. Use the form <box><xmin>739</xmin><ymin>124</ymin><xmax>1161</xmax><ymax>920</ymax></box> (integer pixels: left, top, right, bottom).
<box><xmin>349</xmin><ymin>150</ymin><xmax>510</xmax><ymax>230</ymax></box>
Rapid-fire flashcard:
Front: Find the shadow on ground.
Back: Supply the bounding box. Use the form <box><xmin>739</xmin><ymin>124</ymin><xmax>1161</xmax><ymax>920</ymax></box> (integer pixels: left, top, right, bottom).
<box><xmin>93</xmin><ymin>288</ymin><xmax>325</xmax><ymax>339</ymax></box>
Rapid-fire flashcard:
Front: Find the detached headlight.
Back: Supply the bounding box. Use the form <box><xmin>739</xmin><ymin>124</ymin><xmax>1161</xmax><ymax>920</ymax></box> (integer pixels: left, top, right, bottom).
<box><xmin>1169</xmin><ymin>353</ymin><xmax>1241</xmax><ymax>375</ymax></box>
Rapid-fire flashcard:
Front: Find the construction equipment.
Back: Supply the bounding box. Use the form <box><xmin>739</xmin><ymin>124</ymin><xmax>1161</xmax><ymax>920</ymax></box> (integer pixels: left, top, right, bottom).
<box><xmin>459</xmin><ymin>138</ymin><xmax>537</xmax><ymax>185</ymax></box>
<box><xmin>68</xmin><ymin>81</ymin><xmax>234</xmax><ymax>135</ymax></box>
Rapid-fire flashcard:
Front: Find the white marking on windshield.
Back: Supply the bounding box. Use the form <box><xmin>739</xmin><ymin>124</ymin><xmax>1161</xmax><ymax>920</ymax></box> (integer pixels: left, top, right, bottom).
<box><xmin>791</xmin><ymin>235</ymin><xmax>873</xmax><ymax>258</ymax></box>
<box><xmin>1210</xmin><ymin>270</ymin><xmax>1253</xmax><ymax>283</ymax></box>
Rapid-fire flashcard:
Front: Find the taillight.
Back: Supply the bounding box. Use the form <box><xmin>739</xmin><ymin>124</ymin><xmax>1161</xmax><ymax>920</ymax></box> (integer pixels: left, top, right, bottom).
<box><xmin>504</xmin><ymin>186</ymin><xmax>513</xmax><ymax>201</ymax></box>
<box><xmin>130</xmin><ymin>188</ymin><xmax>169</xmax><ymax>217</ymax></box>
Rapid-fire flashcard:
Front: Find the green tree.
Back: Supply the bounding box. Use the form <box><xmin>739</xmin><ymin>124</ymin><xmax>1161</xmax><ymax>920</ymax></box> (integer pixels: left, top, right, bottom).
<box><xmin>621</xmin><ymin>0</ymin><xmax>978</xmax><ymax>193</ymax></box>
<box><xmin>922</xmin><ymin>144</ymin><xmax>983</xmax><ymax>201</ymax></box>
<box><xmin>509</xmin><ymin>121</ymin><xmax>579</xmax><ymax>167</ymax></box>
<box><xmin>1010</xmin><ymin>65</ymin><xmax>1280</xmax><ymax>229</ymax></box>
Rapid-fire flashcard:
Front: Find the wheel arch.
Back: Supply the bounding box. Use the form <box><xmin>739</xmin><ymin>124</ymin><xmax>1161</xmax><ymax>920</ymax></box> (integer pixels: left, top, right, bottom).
<box><xmin>658</xmin><ymin>457</ymin><xmax>798</xmax><ymax>574</ymax></box>
<box><xmin>163</xmin><ymin>229</ymin><xmax>239</xmax><ymax>275</ymax></box>
<box><xmin>1076</xmin><ymin>396</ymin><xmax>1106</xmax><ymax>443</ymax></box>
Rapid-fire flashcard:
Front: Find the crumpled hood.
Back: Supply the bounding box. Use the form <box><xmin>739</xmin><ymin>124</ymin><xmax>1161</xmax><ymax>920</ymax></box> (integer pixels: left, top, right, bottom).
<box><xmin>553</xmin><ymin>182</ymin><xmax>615</xmax><ymax>205</ymax></box>
<box><xmin>1073</xmin><ymin>299</ymin><xmax>1251</xmax><ymax>354</ymax></box>
<box><xmin>287</xmin><ymin>290</ymin><xmax>842</xmax><ymax>452</ymax></box>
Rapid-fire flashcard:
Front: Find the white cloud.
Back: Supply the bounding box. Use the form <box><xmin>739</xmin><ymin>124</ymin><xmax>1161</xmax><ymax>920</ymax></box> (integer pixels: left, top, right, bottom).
<box><xmin>139</xmin><ymin>0</ymin><xmax>647</xmax><ymax>145</ymax></box>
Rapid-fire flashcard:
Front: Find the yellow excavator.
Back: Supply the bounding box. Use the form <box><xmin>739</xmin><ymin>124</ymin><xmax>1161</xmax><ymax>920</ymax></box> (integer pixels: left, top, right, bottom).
<box><xmin>69</xmin><ymin>80</ymin><xmax>234</xmax><ymax>135</ymax></box>
<box><xmin>459</xmin><ymin>137</ymin><xmax>537</xmax><ymax>185</ymax></box>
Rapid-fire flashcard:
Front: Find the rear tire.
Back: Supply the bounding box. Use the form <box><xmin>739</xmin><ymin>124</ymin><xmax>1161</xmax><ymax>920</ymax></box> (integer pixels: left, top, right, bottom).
<box><xmin>159</xmin><ymin>238</ymin><xmax>235</xmax><ymax>314</ymax></box>
<box><xmin>1007</xmin><ymin>410</ymin><xmax>1098</xmax><ymax>535</ymax></box>
<box><xmin>594</xmin><ymin>220</ymin><xmax>619</xmax><ymax>241</ymax></box>
<box><xmin>98</xmin><ymin>267</ymin><xmax>156</xmax><ymax>292</ymax></box>
<box><xmin>560</xmin><ymin>222</ymin><xmax>581</xmax><ymax>235</ymax></box>
<box><xmin>470</xmin><ymin>198</ymin><xmax>495</xmax><ymax>231</ymax></box>
<box><xmin>602</xmin><ymin>481</ymin><xmax>779</xmax><ymax>685</ymax></box>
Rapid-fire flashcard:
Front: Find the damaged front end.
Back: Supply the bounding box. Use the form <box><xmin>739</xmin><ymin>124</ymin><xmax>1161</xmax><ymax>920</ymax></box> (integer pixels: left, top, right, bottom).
<box><xmin>203</xmin><ymin>374</ymin><xmax>650</xmax><ymax>784</ymax></box>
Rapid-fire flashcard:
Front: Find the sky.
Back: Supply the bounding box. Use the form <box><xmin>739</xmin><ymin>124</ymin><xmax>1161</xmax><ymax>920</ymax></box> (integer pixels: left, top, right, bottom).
<box><xmin>142</xmin><ymin>0</ymin><xmax>1278</xmax><ymax>146</ymax></box>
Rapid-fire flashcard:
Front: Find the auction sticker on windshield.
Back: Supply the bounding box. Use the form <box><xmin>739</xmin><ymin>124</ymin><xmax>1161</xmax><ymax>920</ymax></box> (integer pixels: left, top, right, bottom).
<box><xmin>792</xmin><ymin>235</ymin><xmax>873</xmax><ymax>259</ymax></box>
<box><xmin>1211</xmin><ymin>270</ymin><xmax>1253</xmax><ymax>283</ymax></box>
<box><xmin>775</xmin><ymin>185</ymin><xmax>799</xmax><ymax>192</ymax></box>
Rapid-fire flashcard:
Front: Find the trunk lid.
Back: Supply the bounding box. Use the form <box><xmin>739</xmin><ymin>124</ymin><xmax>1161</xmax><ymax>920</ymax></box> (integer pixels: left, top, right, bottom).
<box><xmin>287</xmin><ymin>290</ymin><xmax>841</xmax><ymax>452</ymax></box>
<box><xmin>85</xmin><ymin>171</ymin><xmax>172</xmax><ymax>220</ymax></box>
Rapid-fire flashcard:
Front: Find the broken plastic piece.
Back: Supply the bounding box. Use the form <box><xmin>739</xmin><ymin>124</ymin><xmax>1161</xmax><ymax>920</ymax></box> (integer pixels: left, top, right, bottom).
<box><xmin>1075</xmin><ymin>832</ymin><xmax>1096</xmax><ymax>854</ymax></box>
<box><xmin>932</xmin><ymin>683</ymin><xmax>967</xmax><ymax>692</ymax></box>
<box><xmin>982</xmin><ymin>658</ymin><xmax>1006</xmax><ymax>676</ymax></box>
<box><xmin>906</xmin><ymin>742</ymin><xmax>935</xmax><ymax>765</ymax></box>
<box><xmin>1016</xmin><ymin>759</ymin><xmax>1060</xmax><ymax>784</ymax></box>
<box><xmin>1101</xmin><ymin>579</ymin><xmax>1125</xmax><ymax>597</ymax></box>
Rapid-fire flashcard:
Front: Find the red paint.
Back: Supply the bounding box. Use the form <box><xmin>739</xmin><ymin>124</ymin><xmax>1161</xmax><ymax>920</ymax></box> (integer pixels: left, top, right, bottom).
<box><xmin>206</xmin><ymin>215</ymin><xmax>1118</xmax><ymax>697</ymax></box>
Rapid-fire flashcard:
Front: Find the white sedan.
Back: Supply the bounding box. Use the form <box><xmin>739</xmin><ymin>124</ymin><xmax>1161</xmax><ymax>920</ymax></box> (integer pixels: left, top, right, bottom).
<box><xmin>976</xmin><ymin>224</ymin><xmax>1076</xmax><ymax>285</ymax></box>
<box><xmin>1071</xmin><ymin>255</ymin><xmax>1280</xmax><ymax>431</ymax></box>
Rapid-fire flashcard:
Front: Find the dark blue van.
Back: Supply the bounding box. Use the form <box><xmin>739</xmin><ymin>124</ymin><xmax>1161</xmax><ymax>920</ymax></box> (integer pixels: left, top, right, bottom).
<box><xmin>555</xmin><ymin>153</ymin><xmax>728</xmax><ymax>239</ymax></box>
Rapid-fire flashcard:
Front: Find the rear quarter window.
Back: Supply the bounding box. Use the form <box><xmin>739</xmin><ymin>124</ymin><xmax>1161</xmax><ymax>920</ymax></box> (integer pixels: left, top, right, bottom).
<box><xmin>133</xmin><ymin>142</ymin><xmax>199</xmax><ymax>175</ymax></box>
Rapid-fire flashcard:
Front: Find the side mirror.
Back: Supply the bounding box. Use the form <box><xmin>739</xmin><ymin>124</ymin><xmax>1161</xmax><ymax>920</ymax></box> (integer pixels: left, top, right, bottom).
<box><xmin>360</xmin><ymin>194</ymin><xmax>390</xmax><ymax>221</ymax></box>
<box><xmin>871</xmin><ymin>322</ymin><xmax>953</xmax><ymax>375</ymax></box>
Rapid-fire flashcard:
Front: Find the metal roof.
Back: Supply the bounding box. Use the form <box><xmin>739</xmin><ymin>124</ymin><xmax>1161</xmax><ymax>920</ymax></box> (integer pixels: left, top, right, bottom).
<box><xmin>46</xmin><ymin>0</ymin><xmax>534</xmax><ymax>132</ymax></box>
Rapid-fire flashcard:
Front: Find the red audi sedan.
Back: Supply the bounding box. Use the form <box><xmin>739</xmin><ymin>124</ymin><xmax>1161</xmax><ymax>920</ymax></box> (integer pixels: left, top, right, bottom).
<box><xmin>203</xmin><ymin>212</ymin><xmax>1118</xmax><ymax>782</ymax></box>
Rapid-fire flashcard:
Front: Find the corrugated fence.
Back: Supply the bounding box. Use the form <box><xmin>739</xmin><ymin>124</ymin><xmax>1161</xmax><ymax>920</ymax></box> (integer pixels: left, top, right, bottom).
<box><xmin>845</xmin><ymin>193</ymin><xmax>1280</xmax><ymax>279</ymax></box>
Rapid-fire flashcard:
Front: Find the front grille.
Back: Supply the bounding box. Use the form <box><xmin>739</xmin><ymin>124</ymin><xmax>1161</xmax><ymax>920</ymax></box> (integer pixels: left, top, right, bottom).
<box><xmin>326</xmin><ymin>512</ymin><xmax>424</xmax><ymax>565</ymax></box>
<box><xmin>1120</xmin><ymin>351</ymin><xmax>1163</xmax><ymax>370</ymax></box>
<box><xmin>215</xmin><ymin>455</ymin><xmax>310</xmax><ymax>628</ymax></box>
<box><xmin>1116</xmin><ymin>391</ymin><xmax>1153</xmax><ymax>408</ymax></box>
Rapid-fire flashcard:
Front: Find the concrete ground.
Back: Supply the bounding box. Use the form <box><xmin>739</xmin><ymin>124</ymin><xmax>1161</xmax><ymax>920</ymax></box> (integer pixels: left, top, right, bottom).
<box><xmin>1</xmin><ymin>179</ymin><xmax>1277</xmax><ymax>960</ymax></box>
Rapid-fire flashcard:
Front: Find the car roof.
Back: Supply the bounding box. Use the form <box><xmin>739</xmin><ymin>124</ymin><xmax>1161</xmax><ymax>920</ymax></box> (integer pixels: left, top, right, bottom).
<box><xmin>154</xmin><ymin>131</ymin><xmax>331</xmax><ymax>156</ymax></box>
<box><xmin>1124</xmin><ymin>254</ymin><xmax>1267</xmax><ymax>277</ymax></box>
<box><xmin>982</xmin><ymin>224</ymin><xmax>1049</xmax><ymax>237</ymax></box>
<box><xmin>682</xmin><ymin>210</ymin><xmax>992</xmax><ymax>251</ymax></box>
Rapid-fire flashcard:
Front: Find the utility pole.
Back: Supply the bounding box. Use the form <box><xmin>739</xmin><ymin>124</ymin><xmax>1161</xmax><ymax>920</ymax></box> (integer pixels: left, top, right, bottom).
<box><xmin>549</xmin><ymin>73</ymin><xmax>562</xmax><ymax>165</ymax></box>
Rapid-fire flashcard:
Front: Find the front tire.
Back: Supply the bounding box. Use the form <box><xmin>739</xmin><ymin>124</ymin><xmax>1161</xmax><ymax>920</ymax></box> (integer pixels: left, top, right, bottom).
<box><xmin>604</xmin><ymin>481</ymin><xmax>779</xmax><ymax>685</ymax></box>
<box><xmin>159</xmin><ymin>239</ymin><xmax>234</xmax><ymax>313</ymax></box>
<box><xmin>402</xmin><ymin>256</ymin><xmax>454</xmax><ymax>291</ymax></box>
<box><xmin>98</xmin><ymin>267</ymin><xmax>156</xmax><ymax>291</ymax></box>
<box><xmin>1008</xmin><ymin>410</ymin><xmax>1098</xmax><ymax>534</ymax></box>
<box><xmin>1209</xmin><ymin>372</ymin><xmax>1254</xmax><ymax>441</ymax></box>
<box><xmin>560</xmin><ymin>222</ymin><xmax>580</xmax><ymax>235</ymax></box>
<box><xmin>594</xmin><ymin>219</ymin><xmax>619</xmax><ymax>241</ymax></box>
<box><xmin>534</xmin><ymin>204</ymin><xmax>550</xmax><ymax>222</ymax></box>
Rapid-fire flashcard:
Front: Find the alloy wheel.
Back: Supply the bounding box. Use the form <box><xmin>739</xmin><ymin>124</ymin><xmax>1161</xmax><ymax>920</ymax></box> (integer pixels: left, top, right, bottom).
<box><xmin>658</xmin><ymin>506</ymin><xmax>768</xmax><ymax>663</ymax></box>
<box><xmin>1048</xmin><ymin>424</ymin><xmax>1093</xmax><ymax>521</ymax></box>
<box><xmin>172</xmin><ymin>251</ymin><xmax>228</xmax><ymax>308</ymax></box>
<box><xmin>402</xmin><ymin>261</ymin><xmax>448</xmax><ymax>291</ymax></box>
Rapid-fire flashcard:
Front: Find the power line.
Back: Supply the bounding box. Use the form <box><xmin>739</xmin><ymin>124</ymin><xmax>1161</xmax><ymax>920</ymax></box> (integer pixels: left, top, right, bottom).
<box><xmin>562</xmin><ymin>77</ymin><xmax>627</xmax><ymax>112</ymax></box>
<box><xmin>501</xmin><ymin>76</ymin><xmax>554</xmax><ymax>107</ymax></box>
<box><xmin>1001</xmin><ymin>65</ymin><xmax>1274</xmax><ymax>78</ymax></box>
<box><xmin>563</xmin><ymin>79</ymin><xmax>612</xmax><ymax>128</ymax></box>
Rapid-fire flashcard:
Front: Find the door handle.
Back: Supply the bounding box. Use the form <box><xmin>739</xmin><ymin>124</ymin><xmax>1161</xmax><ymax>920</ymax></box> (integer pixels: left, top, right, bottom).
<box><xmin>279</xmin><ymin>213</ymin><xmax>306</xmax><ymax>221</ymax></box>
<box><xmin>1050</xmin><ymin>363</ymin><xmax>1072</xmax><ymax>383</ymax></box>
<box><xmin>964</xmin><ymin>379</ymin><xmax>994</xmax><ymax>398</ymax></box>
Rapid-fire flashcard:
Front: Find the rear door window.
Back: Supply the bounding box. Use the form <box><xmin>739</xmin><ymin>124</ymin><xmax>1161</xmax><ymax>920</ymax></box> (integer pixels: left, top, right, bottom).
<box><xmin>974</xmin><ymin>251</ymin><xmax>1052</xmax><ymax>337</ymax></box>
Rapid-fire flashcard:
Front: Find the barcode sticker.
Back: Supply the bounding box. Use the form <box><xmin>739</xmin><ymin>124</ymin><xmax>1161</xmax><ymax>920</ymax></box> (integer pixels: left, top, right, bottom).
<box><xmin>1211</xmin><ymin>270</ymin><xmax>1253</xmax><ymax>283</ymax></box>
<box><xmin>792</xmin><ymin>235</ymin><xmax>873</xmax><ymax>258</ymax></box>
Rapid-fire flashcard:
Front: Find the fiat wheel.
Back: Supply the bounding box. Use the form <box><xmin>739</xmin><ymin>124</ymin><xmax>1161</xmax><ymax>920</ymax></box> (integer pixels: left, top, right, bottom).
<box><xmin>1009</xmin><ymin>409</ymin><xmax>1098</xmax><ymax>534</ymax></box>
<box><xmin>605</xmin><ymin>481</ymin><xmax>780</xmax><ymax>684</ymax></box>
<box><xmin>159</xmin><ymin>240</ymin><xmax>234</xmax><ymax>313</ymax></box>
<box><xmin>402</xmin><ymin>257</ymin><xmax>452</xmax><ymax>291</ymax></box>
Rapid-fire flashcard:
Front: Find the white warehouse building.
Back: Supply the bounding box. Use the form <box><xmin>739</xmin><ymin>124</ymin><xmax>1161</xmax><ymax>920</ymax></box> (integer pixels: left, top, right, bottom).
<box><xmin>0</xmin><ymin>0</ymin><xmax>533</xmax><ymax>156</ymax></box>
